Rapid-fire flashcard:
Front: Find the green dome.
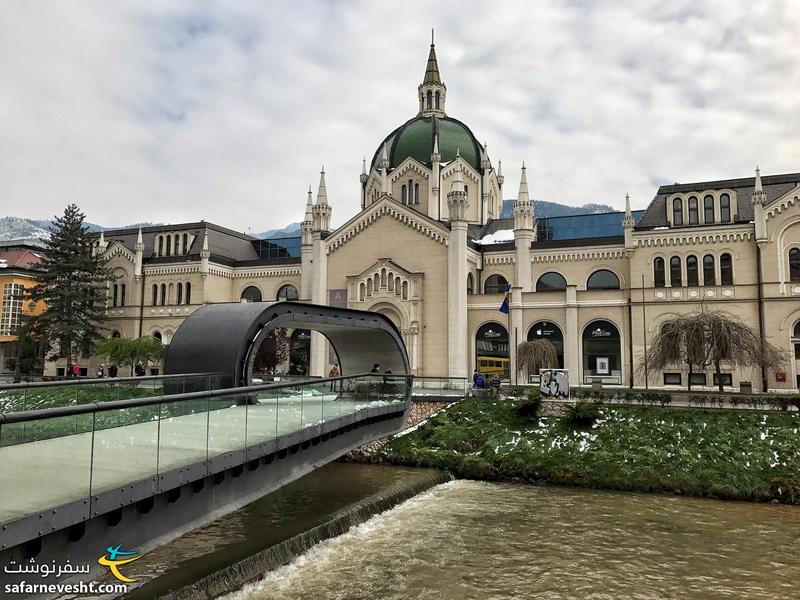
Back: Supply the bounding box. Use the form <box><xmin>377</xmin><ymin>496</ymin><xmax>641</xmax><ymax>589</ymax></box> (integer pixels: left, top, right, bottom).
<box><xmin>371</xmin><ymin>115</ymin><xmax>484</xmax><ymax>172</ymax></box>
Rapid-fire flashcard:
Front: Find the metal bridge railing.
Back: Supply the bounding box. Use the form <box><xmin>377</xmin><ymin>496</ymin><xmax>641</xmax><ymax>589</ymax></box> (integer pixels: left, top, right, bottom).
<box><xmin>0</xmin><ymin>373</ymin><xmax>234</xmax><ymax>414</ymax></box>
<box><xmin>0</xmin><ymin>373</ymin><xmax>410</xmax><ymax>531</ymax></box>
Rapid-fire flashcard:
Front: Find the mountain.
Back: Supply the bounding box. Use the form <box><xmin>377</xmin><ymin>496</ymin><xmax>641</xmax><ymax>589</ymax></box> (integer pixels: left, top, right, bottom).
<box><xmin>499</xmin><ymin>199</ymin><xmax>615</xmax><ymax>219</ymax></box>
<box><xmin>0</xmin><ymin>216</ymin><xmax>156</xmax><ymax>242</ymax></box>
<box><xmin>258</xmin><ymin>222</ymin><xmax>301</xmax><ymax>239</ymax></box>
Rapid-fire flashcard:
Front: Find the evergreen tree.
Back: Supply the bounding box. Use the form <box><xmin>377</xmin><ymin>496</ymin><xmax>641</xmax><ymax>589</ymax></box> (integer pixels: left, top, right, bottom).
<box><xmin>25</xmin><ymin>204</ymin><xmax>111</xmax><ymax>365</ymax></box>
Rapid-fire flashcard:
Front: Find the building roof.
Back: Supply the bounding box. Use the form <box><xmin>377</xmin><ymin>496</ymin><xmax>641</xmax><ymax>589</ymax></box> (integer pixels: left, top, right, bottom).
<box><xmin>370</xmin><ymin>115</ymin><xmax>484</xmax><ymax>172</ymax></box>
<box><xmin>0</xmin><ymin>246</ymin><xmax>45</xmax><ymax>274</ymax></box>
<box><xmin>636</xmin><ymin>171</ymin><xmax>800</xmax><ymax>230</ymax></box>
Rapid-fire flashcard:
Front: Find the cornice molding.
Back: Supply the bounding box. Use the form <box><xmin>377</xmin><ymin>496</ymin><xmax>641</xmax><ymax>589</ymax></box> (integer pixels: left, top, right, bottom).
<box><xmin>766</xmin><ymin>185</ymin><xmax>800</xmax><ymax>219</ymax></box>
<box><xmin>484</xmin><ymin>253</ymin><xmax>515</xmax><ymax>265</ymax></box>
<box><xmin>531</xmin><ymin>248</ymin><xmax>626</xmax><ymax>263</ymax></box>
<box><xmin>143</xmin><ymin>264</ymin><xmax>199</xmax><ymax>276</ymax></box>
<box><xmin>326</xmin><ymin>198</ymin><xmax>449</xmax><ymax>254</ymax></box>
<box><xmin>232</xmin><ymin>266</ymin><xmax>302</xmax><ymax>279</ymax></box>
<box><xmin>633</xmin><ymin>227</ymin><xmax>753</xmax><ymax>247</ymax></box>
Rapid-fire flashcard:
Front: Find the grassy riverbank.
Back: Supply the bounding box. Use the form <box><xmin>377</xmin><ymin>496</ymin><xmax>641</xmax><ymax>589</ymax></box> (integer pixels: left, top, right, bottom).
<box><xmin>379</xmin><ymin>398</ymin><xmax>800</xmax><ymax>504</ymax></box>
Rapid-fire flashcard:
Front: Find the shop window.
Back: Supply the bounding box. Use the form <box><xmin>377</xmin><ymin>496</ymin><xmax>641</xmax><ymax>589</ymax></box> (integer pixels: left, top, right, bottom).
<box><xmin>713</xmin><ymin>373</ymin><xmax>733</xmax><ymax>387</ymax></box>
<box><xmin>476</xmin><ymin>322</ymin><xmax>510</xmax><ymax>380</ymax></box>
<box><xmin>586</xmin><ymin>270</ymin><xmax>620</xmax><ymax>290</ymax></box>
<box><xmin>663</xmin><ymin>373</ymin><xmax>682</xmax><ymax>385</ymax></box>
<box><xmin>689</xmin><ymin>373</ymin><xmax>707</xmax><ymax>386</ymax></box>
<box><xmin>484</xmin><ymin>274</ymin><xmax>509</xmax><ymax>294</ymax></box>
<box><xmin>528</xmin><ymin>321</ymin><xmax>564</xmax><ymax>368</ymax></box>
<box><xmin>536</xmin><ymin>272</ymin><xmax>567</xmax><ymax>291</ymax></box>
<box><xmin>582</xmin><ymin>320</ymin><xmax>621</xmax><ymax>383</ymax></box>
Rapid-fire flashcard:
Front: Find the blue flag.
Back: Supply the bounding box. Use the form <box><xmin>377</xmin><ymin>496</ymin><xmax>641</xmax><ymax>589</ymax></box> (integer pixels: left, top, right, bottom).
<box><xmin>499</xmin><ymin>298</ymin><xmax>509</xmax><ymax>314</ymax></box>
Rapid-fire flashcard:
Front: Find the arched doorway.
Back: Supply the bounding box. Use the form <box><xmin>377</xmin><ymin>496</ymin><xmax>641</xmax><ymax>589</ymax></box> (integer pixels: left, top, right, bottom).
<box><xmin>475</xmin><ymin>322</ymin><xmax>509</xmax><ymax>380</ymax></box>
<box><xmin>527</xmin><ymin>321</ymin><xmax>564</xmax><ymax>368</ymax></box>
<box><xmin>582</xmin><ymin>320</ymin><xmax>621</xmax><ymax>384</ymax></box>
<box><xmin>289</xmin><ymin>329</ymin><xmax>311</xmax><ymax>375</ymax></box>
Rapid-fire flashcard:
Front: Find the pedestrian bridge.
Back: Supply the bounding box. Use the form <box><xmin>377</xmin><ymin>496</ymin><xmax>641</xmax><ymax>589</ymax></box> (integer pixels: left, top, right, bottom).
<box><xmin>0</xmin><ymin>302</ymin><xmax>413</xmax><ymax>585</ymax></box>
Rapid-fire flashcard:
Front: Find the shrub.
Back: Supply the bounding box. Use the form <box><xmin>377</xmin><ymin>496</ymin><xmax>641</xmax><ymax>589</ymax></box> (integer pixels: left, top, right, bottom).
<box><xmin>515</xmin><ymin>394</ymin><xmax>542</xmax><ymax>419</ymax></box>
<box><xmin>565</xmin><ymin>401</ymin><xmax>603</xmax><ymax>428</ymax></box>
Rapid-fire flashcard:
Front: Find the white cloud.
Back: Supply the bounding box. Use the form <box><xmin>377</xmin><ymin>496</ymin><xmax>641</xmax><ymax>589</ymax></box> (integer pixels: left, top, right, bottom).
<box><xmin>1</xmin><ymin>0</ymin><xmax>798</xmax><ymax>231</ymax></box>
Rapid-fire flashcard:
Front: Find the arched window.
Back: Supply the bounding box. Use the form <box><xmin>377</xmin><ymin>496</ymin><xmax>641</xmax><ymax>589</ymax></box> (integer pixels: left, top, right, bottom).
<box><xmin>160</xmin><ymin>283</ymin><xmax>167</xmax><ymax>306</ymax></box>
<box><xmin>720</xmin><ymin>253</ymin><xmax>733</xmax><ymax>285</ymax></box>
<box><xmin>414</xmin><ymin>183</ymin><xmax>419</xmax><ymax>203</ymax></box>
<box><xmin>435</xmin><ymin>91</ymin><xmax>440</xmax><ymax>109</ymax></box>
<box><xmin>401</xmin><ymin>184</ymin><xmax>407</xmax><ymax>204</ymax></box>
<box><xmin>151</xmin><ymin>284</ymin><xmax>158</xmax><ymax>306</ymax></box>
<box><xmin>426</xmin><ymin>90</ymin><xmax>432</xmax><ymax>109</ymax></box>
<box><xmin>536</xmin><ymin>272</ymin><xmax>567</xmax><ymax>291</ymax></box>
<box><xmin>467</xmin><ymin>273</ymin><xmax>474</xmax><ymax>295</ymax></box>
<box><xmin>586</xmin><ymin>269</ymin><xmax>620</xmax><ymax>290</ymax></box>
<box><xmin>464</xmin><ymin>184</ymin><xmax>469</xmax><ymax>197</ymax></box>
<box><xmin>484</xmin><ymin>274</ymin><xmax>509</xmax><ymax>294</ymax></box>
<box><xmin>703</xmin><ymin>254</ymin><xmax>716</xmax><ymax>286</ymax></box>
<box><xmin>153</xmin><ymin>331</ymin><xmax>162</xmax><ymax>344</ymax></box>
<box><xmin>174</xmin><ymin>234</ymin><xmax>180</xmax><ymax>255</ymax></box>
<box><xmin>240</xmin><ymin>285</ymin><xmax>262</xmax><ymax>303</ymax></box>
<box><xmin>185</xmin><ymin>282</ymin><xmax>192</xmax><ymax>304</ymax></box>
<box><xmin>672</xmin><ymin>198</ymin><xmax>683</xmax><ymax>226</ymax></box>
<box><xmin>670</xmin><ymin>257</ymin><xmax>682</xmax><ymax>287</ymax></box>
<box><xmin>704</xmin><ymin>195</ymin><xmax>715</xmax><ymax>224</ymax></box>
<box><xmin>688</xmin><ymin>197</ymin><xmax>698</xmax><ymax>224</ymax></box>
<box><xmin>157</xmin><ymin>236</ymin><xmax>163</xmax><ymax>257</ymax></box>
<box><xmin>112</xmin><ymin>330</ymin><xmax>121</xmax><ymax>338</ymax></box>
<box><xmin>112</xmin><ymin>284</ymin><xmax>118</xmax><ymax>307</ymax></box>
<box><xmin>654</xmin><ymin>258</ymin><xmax>666</xmax><ymax>288</ymax></box>
<box><xmin>475</xmin><ymin>322</ymin><xmax>509</xmax><ymax>380</ymax></box>
<box><xmin>686</xmin><ymin>255</ymin><xmax>699</xmax><ymax>287</ymax></box>
<box><xmin>182</xmin><ymin>233</ymin><xmax>188</xmax><ymax>254</ymax></box>
<box><xmin>528</xmin><ymin>321</ymin><xmax>564</xmax><ymax>368</ymax></box>
<box><xmin>176</xmin><ymin>282</ymin><xmax>183</xmax><ymax>305</ymax></box>
<box><xmin>120</xmin><ymin>284</ymin><xmax>126</xmax><ymax>307</ymax></box>
<box><xmin>582</xmin><ymin>320</ymin><xmax>621</xmax><ymax>383</ymax></box>
<box><xmin>166</xmin><ymin>235</ymin><xmax>171</xmax><ymax>256</ymax></box>
<box><xmin>277</xmin><ymin>284</ymin><xmax>299</xmax><ymax>301</ymax></box>
<box><xmin>789</xmin><ymin>248</ymin><xmax>800</xmax><ymax>282</ymax></box>
<box><xmin>720</xmin><ymin>194</ymin><xmax>731</xmax><ymax>223</ymax></box>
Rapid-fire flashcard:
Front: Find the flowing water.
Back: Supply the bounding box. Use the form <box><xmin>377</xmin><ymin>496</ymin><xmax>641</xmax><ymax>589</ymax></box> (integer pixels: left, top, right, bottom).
<box><xmin>221</xmin><ymin>479</ymin><xmax>800</xmax><ymax>600</ymax></box>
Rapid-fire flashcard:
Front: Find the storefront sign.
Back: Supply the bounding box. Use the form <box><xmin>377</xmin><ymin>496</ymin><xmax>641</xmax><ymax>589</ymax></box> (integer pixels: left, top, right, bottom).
<box><xmin>591</xmin><ymin>327</ymin><xmax>611</xmax><ymax>337</ymax></box>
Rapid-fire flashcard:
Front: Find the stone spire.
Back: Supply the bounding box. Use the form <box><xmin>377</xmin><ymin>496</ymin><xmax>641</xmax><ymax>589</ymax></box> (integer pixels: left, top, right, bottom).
<box><xmin>302</xmin><ymin>186</ymin><xmax>314</xmax><ymax>245</ymax></box>
<box><xmin>497</xmin><ymin>159</ymin><xmax>504</xmax><ymax>188</ymax></box>
<box><xmin>431</xmin><ymin>133</ymin><xmax>440</xmax><ymax>162</ymax></box>
<box><xmin>481</xmin><ymin>142</ymin><xmax>490</xmax><ymax>171</ymax></box>
<box><xmin>513</xmin><ymin>163</ymin><xmax>534</xmax><ymax>231</ymax></box>
<box><xmin>418</xmin><ymin>30</ymin><xmax>447</xmax><ymax>117</ymax></box>
<box><xmin>360</xmin><ymin>157</ymin><xmax>368</xmax><ymax>185</ymax></box>
<box><xmin>200</xmin><ymin>228</ymin><xmax>210</xmax><ymax>278</ymax></box>
<box><xmin>447</xmin><ymin>161</ymin><xmax>469</xmax><ymax>221</ymax></box>
<box><xmin>623</xmin><ymin>193</ymin><xmax>635</xmax><ymax>251</ymax></box>
<box><xmin>312</xmin><ymin>167</ymin><xmax>332</xmax><ymax>232</ymax></box>
<box><xmin>97</xmin><ymin>230</ymin><xmax>107</xmax><ymax>253</ymax></box>
<box><xmin>751</xmin><ymin>165</ymin><xmax>767</xmax><ymax>206</ymax></box>
<box><xmin>380</xmin><ymin>143</ymin><xmax>390</xmax><ymax>194</ymax></box>
<box><xmin>134</xmin><ymin>227</ymin><xmax>144</xmax><ymax>281</ymax></box>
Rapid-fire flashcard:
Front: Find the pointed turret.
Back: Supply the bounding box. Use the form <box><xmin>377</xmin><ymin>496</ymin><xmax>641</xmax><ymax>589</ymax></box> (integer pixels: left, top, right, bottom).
<box><xmin>418</xmin><ymin>30</ymin><xmax>447</xmax><ymax>117</ymax></box>
<box><xmin>623</xmin><ymin>193</ymin><xmax>635</xmax><ymax>251</ymax></box>
<box><xmin>447</xmin><ymin>161</ymin><xmax>469</xmax><ymax>221</ymax></box>
<box><xmin>312</xmin><ymin>167</ymin><xmax>332</xmax><ymax>232</ymax></box>
<box><xmin>200</xmin><ymin>228</ymin><xmax>210</xmax><ymax>278</ymax></box>
<box><xmin>360</xmin><ymin>157</ymin><xmax>368</xmax><ymax>185</ymax></box>
<box><xmin>134</xmin><ymin>227</ymin><xmax>144</xmax><ymax>281</ymax></box>
<box><xmin>513</xmin><ymin>163</ymin><xmax>535</xmax><ymax>232</ymax></box>
<box><xmin>497</xmin><ymin>159</ymin><xmax>504</xmax><ymax>188</ymax></box>
<box><xmin>302</xmin><ymin>186</ymin><xmax>314</xmax><ymax>246</ymax></box>
<box><xmin>97</xmin><ymin>230</ymin><xmax>107</xmax><ymax>253</ymax></box>
<box><xmin>752</xmin><ymin>165</ymin><xmax>767</xmax><ymax>206</ymax></box>
<box><xmin>513</xmin><ymin>163</ymin><xmax>535</xmax><ymax>292</ymax></box>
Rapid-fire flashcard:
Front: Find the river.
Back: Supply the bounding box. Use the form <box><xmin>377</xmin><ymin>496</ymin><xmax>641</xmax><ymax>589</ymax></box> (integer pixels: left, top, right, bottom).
<box><xmin>127</xmin><ymin>464</ymin><xmax>800</xmax><ymax>600</ymax></box>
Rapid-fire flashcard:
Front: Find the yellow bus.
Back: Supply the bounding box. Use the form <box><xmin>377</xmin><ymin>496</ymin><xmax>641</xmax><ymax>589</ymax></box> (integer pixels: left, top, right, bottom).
<box><xmin>476</xmin><ymin>356</ymin><xmax>509</xmax><ymax>376</ymax></box>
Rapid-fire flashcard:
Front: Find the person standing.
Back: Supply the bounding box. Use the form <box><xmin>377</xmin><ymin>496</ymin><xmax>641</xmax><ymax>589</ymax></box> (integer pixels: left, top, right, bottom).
<box><xmin>135</xmin><ymin>361</ymin><xmax>146</xmax><ymax>377</ymax></box>
<box><xmin>328</xmin><ymin>364</ymin><xmax>340</xmax><ymax>392</ymax></box>
<box><xmin>96</xmin><ymin>364</ymin><xmax>105</xmax><ymax>379</ymax></box>
<box><xmin>108</xmin><ymin>364</ymin><xmax>118</xmax><ymax>378</ymax></box>
<box><xmin>71</xmin><ymin>363</ymin><xmax>80</xmax><ymax>378</ymax></box>
<box><xmin>65</xmin><ymin>361</ymin><xmax>73</xmax><ymax>379</ymax></box>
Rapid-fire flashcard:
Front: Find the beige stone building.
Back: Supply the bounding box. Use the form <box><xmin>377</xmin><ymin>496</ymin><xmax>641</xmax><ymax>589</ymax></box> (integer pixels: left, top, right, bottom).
<box><xmin>74</xmin><ymin>39</ymin><xmax>800</xmax><ymax>391</ymax></box>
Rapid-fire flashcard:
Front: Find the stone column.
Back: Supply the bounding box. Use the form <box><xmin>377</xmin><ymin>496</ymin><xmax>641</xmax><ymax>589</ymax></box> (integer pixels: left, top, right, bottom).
<box><xmin>510</xmin><ymin>286</ymin><xmax>523</xmax><ymax>384</ymax></box>
<box><xmin>309</xmin><ymin>232</ymin><xmax>328</xmax><ymax>377</ymax></box>
<box><xmin>447</xmin><ymin>220</ymin><xmax>468</xmax><ymax>377</ymax></box>
<box><xmin>565</xmin><ymin>284</ymin><xmax>580</xmax><ymax>385</ymax></box>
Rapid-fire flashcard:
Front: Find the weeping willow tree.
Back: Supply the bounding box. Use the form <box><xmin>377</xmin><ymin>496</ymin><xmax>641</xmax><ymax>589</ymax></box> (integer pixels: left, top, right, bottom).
<box><xmin>640</xmin><ymin>309</ymin><xmax>784</xmax><ymax>392</ymax></box>
<box><xmin>517</xmin><ymin>339</ymin><xmax>559</xmax><ymax>378</ymax></box>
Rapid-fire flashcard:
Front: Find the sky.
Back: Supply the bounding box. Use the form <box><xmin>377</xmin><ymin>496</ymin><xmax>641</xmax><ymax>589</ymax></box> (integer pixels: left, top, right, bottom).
<box><xmin>1</xmin><ymin>1</ymin><xmax>799</xmax><ymax>232</ymax></box>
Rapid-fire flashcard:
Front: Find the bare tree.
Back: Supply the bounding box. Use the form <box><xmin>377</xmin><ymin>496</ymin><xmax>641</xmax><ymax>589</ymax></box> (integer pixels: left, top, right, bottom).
<box><xmin>640</xmin><ymin>309</ymin><xmax>785</xmax><ymax>392</ymax></box>
<box><xmin>517</xmin><ymin>339</ymin><xmax>558</xmax><ymax>379</ymax></box>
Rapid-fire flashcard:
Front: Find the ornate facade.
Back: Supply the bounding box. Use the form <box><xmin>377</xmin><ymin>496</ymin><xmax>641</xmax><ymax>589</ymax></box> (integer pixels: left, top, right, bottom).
<box><xmin>79</xmin><ymin>38</ymin><xmax>800</xmax><ymax>391</ymax></box>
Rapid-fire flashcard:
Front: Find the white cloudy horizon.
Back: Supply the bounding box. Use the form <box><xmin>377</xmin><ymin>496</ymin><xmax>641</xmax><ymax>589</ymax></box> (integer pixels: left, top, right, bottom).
<box><xmin>1</xmin><ymin>1</ymin><xmax>798</xmax><ymax>232</ymax></box>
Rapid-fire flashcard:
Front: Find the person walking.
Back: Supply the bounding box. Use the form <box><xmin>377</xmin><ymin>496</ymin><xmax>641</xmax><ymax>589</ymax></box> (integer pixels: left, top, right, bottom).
<box><xmin>96</xmin><ymin>364</ymin><xmax>105</xmax><ymax>379</ymax></box>
<box><xmin>135</xmin><ymin>361</ymin><xmax>146</xmax><ymax>377</ymax></box>
<box><xmin>108</xmin><ymin>364</ymin><xmax>118</xmax><ymax>378</ymax></box>
<box><xmin>65</xmin><ymin>361</ymin><xmax>73</xmax><ymax>379</ymax></box>
<box><xmin>71</xmin><ymin>363</ymin><xmax>80</xmax><ymax>378</ymax></box>
<box><xmin>328</xmin><ymin>364</ymin><xmax>340</xmax><ymax>392</ymax></box>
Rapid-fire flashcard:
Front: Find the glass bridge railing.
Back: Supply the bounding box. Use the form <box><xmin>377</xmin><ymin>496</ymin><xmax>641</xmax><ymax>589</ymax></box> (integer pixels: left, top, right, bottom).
<box><xmin>412</xmin><ymin>376</ymin><xmax>468</xmax><ymax>397</ymax></box>
<box><xmin>0</xmin><ymin>373</ymin><xmax>409</xmax><ymax>526</ymax></box>
<box><xmin>0</xmin><ymin>373</ymin><xmax>233</xmax><ymax>414</ymax></box>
